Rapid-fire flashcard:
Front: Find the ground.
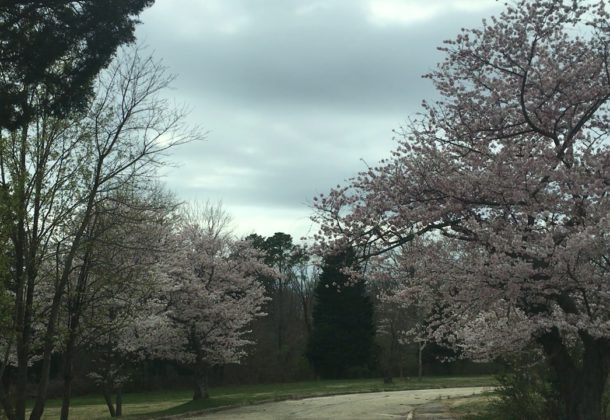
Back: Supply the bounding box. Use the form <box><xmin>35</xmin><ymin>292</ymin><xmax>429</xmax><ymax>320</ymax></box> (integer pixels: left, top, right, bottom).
<box><xmin>180</xmin><ymin>387</ymin><xmax>491</xmax><ymax>419</ymax></box>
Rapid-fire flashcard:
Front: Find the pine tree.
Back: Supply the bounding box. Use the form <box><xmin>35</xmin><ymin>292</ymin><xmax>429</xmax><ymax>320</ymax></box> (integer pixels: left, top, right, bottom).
<box><xmin>0</xmin><ymin>0</ymin><xmax>155</xmax><ymax>130</ymax></box>
<box><xmin>307</xmin><ymin>249</ymin><xmax>375</xmax><ymax>379</ymax></box>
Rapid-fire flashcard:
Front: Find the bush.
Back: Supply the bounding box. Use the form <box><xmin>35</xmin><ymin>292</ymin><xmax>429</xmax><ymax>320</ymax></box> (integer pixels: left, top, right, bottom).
<box><xmin>489</xmin><ymin>354</ymin><xmax>563</xmax><ymax>420</ymax></box>
<box><xmin>461</xmin><ymin>356</ymin><xmax>610</xmax><ymax>420</ymax></box>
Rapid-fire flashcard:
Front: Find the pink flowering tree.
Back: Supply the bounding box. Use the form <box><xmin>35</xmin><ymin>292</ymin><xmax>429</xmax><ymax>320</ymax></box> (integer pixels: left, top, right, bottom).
<box><xmin>84</xmin><ymin>290</ymin><xmax>168</xmax><ymax>418</ymax></box>
<box><xmin>313</xmin><ymin>1</ymin><xmax>610</xmax><ymax>418</ymax></box>
<box><xmin>154</xmin><ymin>203</ymin><xmax>272</xmax><ymax>400</ymax></box>
<box><xmin>70</xmin><ymin>190</ymin><xmax>177</xmax><ymax>419</ymax></box>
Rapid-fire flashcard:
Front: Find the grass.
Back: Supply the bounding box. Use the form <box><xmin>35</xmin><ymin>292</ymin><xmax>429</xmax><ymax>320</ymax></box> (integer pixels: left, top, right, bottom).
<box><xmin>448</xmin><ymin>389</ymin><xmax>610</xmax><ymax>420</ymax></box>
<box><xmin>34</xmin><ymin>375</ymin><xmax>496</xmax><ymax>419</ymax></box>
<box><xmin>445</xmin><ymin>392</ymin><xmax>498</xmax><ymax>420</ymax></box>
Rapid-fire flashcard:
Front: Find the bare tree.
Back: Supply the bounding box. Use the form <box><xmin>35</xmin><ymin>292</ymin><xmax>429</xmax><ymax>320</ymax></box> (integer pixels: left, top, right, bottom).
<box><xmin>0</xmin><ymin>47</ymin><xmax>199</xmax><ymax>420</ymax></box>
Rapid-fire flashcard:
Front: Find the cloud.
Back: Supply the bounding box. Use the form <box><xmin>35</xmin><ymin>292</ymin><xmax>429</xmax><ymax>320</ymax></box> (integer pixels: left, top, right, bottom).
<box><xmin>295</xmin><ymin>2</ymin><xmax>332</xmax><ymax>16</ymax></box>
<box><xmin>366</xmin><ymin>0</ymin><xmax>498</xmax><ymax>26</ymax></box>
<box><xmin>229</xmin><ymin>205</ymin><xmax>316</xmax><ymax>239</ymax></box>
<box><xmin>139</xmin><ymin>2</ymin><xmax>452</xmax><ymax>115</ymax></box>
<box><xmin>367</xmin><ymin>1</ymin><xmax>443</xmax><ymax>25</ymax></box>
<box><xmin>136</xmin><ymin>0</ymin><xmax>503</xmax><ymax>238</ymax></box>
<box><xmin>145</xmin><ymin>0</ymin><xmax>252</xmax><ymax>37</ymax></box>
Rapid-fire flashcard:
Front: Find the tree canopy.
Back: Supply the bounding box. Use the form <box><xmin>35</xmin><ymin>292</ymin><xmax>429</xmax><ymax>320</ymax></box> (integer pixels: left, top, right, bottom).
<box><xmin>0</xmin><ymin>0</ymin><xmax>154</xmax><ymax>129</ymax></box>
<box><xmin>313</xmin><ymin>1</ymin><xmax>610</xmax><ymax>418</ymax></box>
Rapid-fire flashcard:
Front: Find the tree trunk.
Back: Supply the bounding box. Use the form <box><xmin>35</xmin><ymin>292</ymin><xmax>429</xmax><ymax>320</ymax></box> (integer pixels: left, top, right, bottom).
<box><xmin>0</xmin><ymin>380</ymin><xmax>16</xmax><ymax>420</ymax></box>
<box><xmin>59</xmin><ymin>340</ymin><xmax>77</xmax><ymax>420</ymax></box>
<box><xmin>14</xmin><ymin>125</ymin><xmax>31</xmax><ymax>420</ymax></box>
<box><xmin>417</xmin><ymin>342</ymin><xmax>426</xmax><ymax>381</ymax></box>
<box><xmin>103</xmin><ymin>389</ymin><xmax>117</xmax><ymax>417</ymax></box>
<box><xmin>59</xmin><ymin>378</ymin><xmax>72</xmax><ymax>420</ymax></box>
<box><xmin>30</xmin><ymin>212</ymin><xmax>97</xmax><ymax>420</ymax></box>
<box><xmin>192</xmin><ymin>368</ymin><xmax>209</xmax><ymax>400</ymax></box>
<box><xmin>277</xmin><ymin>278</ymin><xmax>284</xmax><ymax>353</ymax></box>
<box><xmin>31</xmin><ymin>145</ymin><xmax>101</xmax><ymax>420</ymax></box>
<box><xmin>383</xmin><ymin>371</ymin><xmax>393</xmax><ymax>384</ymax></box>
<box><xmin>29</xmin><ymin>288</ymin><xmax>63</xmax><ymax>420</ymax></box>
<box><xmin>301</xmin><ymin>296</ymin><xmax>312</xmax><ymax>336</ymax></box>
<box><xmin>383</xmin><ymin>329</ymin><xmax>396</xmax><ymax>384</ymax></box>
<box><xmin>115</xmin><ymin>389</ymin><xmax>122</xmax><ymax>417</ymax></box>
<box><xmin>59</xmin><ymin>255</ymin><xmax>89</xmax><ymax>420</ymax></box>
<box><xmin>540</xmin><ymin>328</ymin><xmax>610</xmax><ymax>420</ymax></box>
<box><xmin>15</xmin><ymin>349</ymin><xmax>27</xmax><ymax>420</ymax></box>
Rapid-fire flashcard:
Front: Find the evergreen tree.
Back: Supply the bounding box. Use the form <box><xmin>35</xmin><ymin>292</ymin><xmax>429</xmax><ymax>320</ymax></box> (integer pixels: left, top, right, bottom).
<box><xmin>307</xmin><ymin>249</ymin><xmax>375</xmax><ymax>379</ymax></box>
<box><xmin>0</xmin><ymin>0</ymin><xmax>155</xmax><ymax>130</ymax></box>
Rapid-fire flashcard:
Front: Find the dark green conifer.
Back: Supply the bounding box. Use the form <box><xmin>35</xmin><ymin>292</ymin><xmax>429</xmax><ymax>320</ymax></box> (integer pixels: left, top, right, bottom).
<box><xmin>0</xmin><ymin>0</ymin><xmax>155</xmax><ymax>129</ymax></box>
<box><xmin>307</xmin><ymin>249</ymin><xmax>375</xmax><ymax>378</ymax></box>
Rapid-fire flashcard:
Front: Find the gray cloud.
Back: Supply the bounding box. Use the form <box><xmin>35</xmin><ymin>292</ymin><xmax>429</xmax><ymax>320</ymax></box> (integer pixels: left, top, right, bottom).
<box><xmin>135</xmin><ymin>0</ymin><xmax>500</xmax><ymax>237</ymax></box>
<box><xmin>139</xmin><ymin>2</ymin><xmax>490</xmax><ymax>112</ymax></box>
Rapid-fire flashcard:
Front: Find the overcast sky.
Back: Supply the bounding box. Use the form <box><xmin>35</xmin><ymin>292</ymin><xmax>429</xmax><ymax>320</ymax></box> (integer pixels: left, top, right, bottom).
<box><xmin>135</xmin><ymin>0</ymin><xmax>501</xmax><ymax>240</ymax></box>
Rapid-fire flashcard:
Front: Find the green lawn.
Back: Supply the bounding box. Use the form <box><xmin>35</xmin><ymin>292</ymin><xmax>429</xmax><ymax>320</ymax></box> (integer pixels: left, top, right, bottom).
<box><xmin>37</xmin><ymin>375</ymin><xmax>496</xmax><ymax>419</ymax></box>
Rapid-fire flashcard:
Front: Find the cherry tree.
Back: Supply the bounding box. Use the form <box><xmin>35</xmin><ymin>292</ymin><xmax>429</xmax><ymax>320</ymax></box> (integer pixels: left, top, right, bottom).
<box><xmin>314</xmin><ymin>1</ymin><xmax>610</xmax><ymax>418</ymax></box>
<box><xmin>84</xmin><ymin>292</ymin><xmax>168</xmax><ymax>418</ymax></box>
<box><xmin>59</xmin><ymin>186</ymin><xmax>177</xmax><ymax>419</ymax></box>
<box><xmin>154</xmin><ymin>203</ymin><xmax>272</xmax><ymax>400</ymax></box>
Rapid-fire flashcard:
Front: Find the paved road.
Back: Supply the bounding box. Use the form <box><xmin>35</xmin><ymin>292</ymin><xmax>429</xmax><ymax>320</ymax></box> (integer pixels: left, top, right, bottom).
<box><xmin>183</xmin><ymin>386</ymin><xmax>490</xmax><ymax>420</ymax></box>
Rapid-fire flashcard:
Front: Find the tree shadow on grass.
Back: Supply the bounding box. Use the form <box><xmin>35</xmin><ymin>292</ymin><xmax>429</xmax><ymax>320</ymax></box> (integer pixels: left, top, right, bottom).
<box><xmin>126</xmin><ymin>396</ymin><xmax>246</xmax><ymax>419</ymax></box>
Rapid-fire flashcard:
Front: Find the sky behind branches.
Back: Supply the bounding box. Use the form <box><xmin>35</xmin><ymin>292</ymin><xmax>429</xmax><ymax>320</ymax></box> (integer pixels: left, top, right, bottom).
<box><xmin>135</xmin><ymin>0</ymin><xmax>501</xmax><ymax>239</ymax></box>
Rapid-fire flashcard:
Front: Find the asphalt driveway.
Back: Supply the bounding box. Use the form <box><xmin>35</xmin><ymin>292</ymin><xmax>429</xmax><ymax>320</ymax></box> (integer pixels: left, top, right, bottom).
<box><xmin>184</xmin><ymin>386</ymin><xmax>490</xmax><ymax>419</ymax></box>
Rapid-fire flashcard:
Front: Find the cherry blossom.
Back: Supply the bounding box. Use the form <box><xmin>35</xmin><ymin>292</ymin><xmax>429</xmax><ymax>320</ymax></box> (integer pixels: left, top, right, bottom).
<box><xmin>313</xmin><ymin>1</ymin><xmax>610</xmax><ymax>418</ymax></box>
<box><xmin>149</xmin><ymin>212</ymin><xmax>273</xmax><ymax>400</ymax></box>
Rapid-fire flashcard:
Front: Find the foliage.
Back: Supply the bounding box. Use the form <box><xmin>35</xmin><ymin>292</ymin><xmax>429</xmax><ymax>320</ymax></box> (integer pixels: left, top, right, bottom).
<box><xmin>246</xmin><ymin>232</ymin><xmax>308</xmax><ymax>293</ymax></box>
<box><xmin>313</xmin><ymin>1</ymin><xmax>610</xmax><ymax>417</ymax></box>
<box><xmin>243</xmin><ymin>232</ymin><xmax>316</xmax><ymax>382</ymax></box>
<box><xmin>307</xmin><ymin>249</ymin><xmax>376</xmax><ymax>379</ymax></box>
<box><xmin>0</xmin><ymin>0</ymin><xmax>155</xmax><ymax>129</ymax></box>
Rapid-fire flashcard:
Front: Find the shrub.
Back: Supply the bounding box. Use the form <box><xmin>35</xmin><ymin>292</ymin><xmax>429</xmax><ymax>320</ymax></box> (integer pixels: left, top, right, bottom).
<box><xmin>489</xmin><ymin>354</ymin><xmax>563</xmax><ymax>420</ymax></box>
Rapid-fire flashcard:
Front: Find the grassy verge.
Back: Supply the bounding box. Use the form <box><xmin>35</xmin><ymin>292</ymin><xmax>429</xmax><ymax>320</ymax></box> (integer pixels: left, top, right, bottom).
<box><xmin>36</xmin><ymin>375</ymin><xmax>496</xmax><ymax>419</ymax></box>
<box><xmin>445</xmin><ymin>392</ymin><xmax>498</xmax><ymax>420</ymax></box>
<box><xmin>448</xmin><ymin>389</ymin><xmax>610</xmax><ymax>420</ymax></box>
